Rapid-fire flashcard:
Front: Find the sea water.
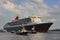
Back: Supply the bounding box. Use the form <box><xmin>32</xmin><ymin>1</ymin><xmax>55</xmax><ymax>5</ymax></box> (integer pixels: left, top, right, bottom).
<box><xmin>0</xmin><ymin>31</ymin><xmax>60</xmax><ymax>40</ymax></box>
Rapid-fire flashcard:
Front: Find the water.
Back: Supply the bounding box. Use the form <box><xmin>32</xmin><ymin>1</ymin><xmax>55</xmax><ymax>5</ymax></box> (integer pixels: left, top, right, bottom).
<box><xmin>0</xmin><ymin>31</ymin><xmax>60</xmax><ymax>40</ymax></box>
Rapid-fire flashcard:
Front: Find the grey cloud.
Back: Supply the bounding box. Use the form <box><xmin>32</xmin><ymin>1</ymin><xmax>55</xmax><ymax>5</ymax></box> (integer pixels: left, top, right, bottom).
<box><xmin>1</xmin><ymin>0</ymin><xmax>60</xmax><ymax>22</ymax></box>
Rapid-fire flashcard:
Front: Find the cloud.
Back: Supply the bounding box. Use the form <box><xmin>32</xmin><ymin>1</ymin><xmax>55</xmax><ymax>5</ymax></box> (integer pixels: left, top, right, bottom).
<box><xmin>28</xmin><ymin>0</ymin><xmax>43</xmax><ymax>3</ymax></box>
<box><xmin>19</xmin><ymin>0</ymin><xmax>50</xmax><ymax>17</ymax></box>
<box><xmin>3</xmin><ymin>1</ymin><xmax>15</xmax><ymax>10</ymax></box>
<box><xmin>0</xmin><ymin>0</ymin><xmax>60</xmax><ymax>22</ymax></box>
<box><xmin>0</xmin><ymin>13</ymin><xmax>6</xmax><ymax>17</ymax></box>
<box><xmin>2</xmin><ymin>1</ymin><xmax>20</xmax><ymax>15</ymax></box>
<box><xmin>1</xmin><ymin>0</ymin><xmax>49</xmax><ymax>15</ymax></box>
<box><xmin>1</xmin><ymin>0</ymin><xmax>49</xmax><ymax>17</ymax></box>
<box><xmin>48</xmin><ymin>4</ymin><xmax>60</xmax><ymax>19</ymax></box>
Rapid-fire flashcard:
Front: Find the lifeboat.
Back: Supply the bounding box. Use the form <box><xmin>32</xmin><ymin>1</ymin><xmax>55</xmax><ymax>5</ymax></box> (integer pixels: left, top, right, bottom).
<box><xmin>16</xmin><ymin>27</ymin><xmax>28</xmax><ymax>35</ymax></box>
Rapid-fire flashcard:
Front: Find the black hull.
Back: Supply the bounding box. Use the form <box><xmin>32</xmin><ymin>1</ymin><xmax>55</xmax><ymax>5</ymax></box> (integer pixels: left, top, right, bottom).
<box><xmin>4</xmin><ymin>22</ymin><xmax>53</xmax><ymax>32</ymax></box>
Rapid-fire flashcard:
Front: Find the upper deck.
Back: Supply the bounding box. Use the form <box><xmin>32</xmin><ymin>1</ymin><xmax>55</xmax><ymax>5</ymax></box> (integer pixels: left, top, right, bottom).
<box><xmin>4</xmin><ymin>16</ymin><xmax>42</xmax><ymax>27</ymax></box>
<box><xmin>29</xmin><ymin>16</ymin><xmax>42</xmax><ymax>23</ymax></box>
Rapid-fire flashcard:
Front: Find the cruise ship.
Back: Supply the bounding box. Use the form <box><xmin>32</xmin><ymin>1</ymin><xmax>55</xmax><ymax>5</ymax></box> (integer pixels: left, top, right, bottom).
<box><xmin>4</xmin><ymin>16</ymin><xmax>53</xmax><ymax>32</ymax></box>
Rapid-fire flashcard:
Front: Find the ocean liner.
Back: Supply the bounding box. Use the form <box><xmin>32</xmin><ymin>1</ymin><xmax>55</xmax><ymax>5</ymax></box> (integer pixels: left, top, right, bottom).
<box><xmin>4</xmin><ymin>16</ymin><xmax>53</xmax><ymax>32</ymax></box>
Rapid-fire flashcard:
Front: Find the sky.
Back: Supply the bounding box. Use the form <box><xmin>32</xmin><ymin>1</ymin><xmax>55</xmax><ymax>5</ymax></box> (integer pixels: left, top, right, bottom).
<box><xmin>0</xmin><ymin>0</ymin><xmax>60</xmax><ymax>29</ymax></box>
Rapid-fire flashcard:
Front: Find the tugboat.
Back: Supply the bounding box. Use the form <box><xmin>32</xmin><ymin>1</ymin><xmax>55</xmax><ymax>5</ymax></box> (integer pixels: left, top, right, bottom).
<box><xmin>29</xmin><ymin>26</ymin><xmax>36</xmax><ymax>34</ymax></box>
<box><xmin>16</xmin><ymin>26</ymin><xmax>28</xmax><ymax>35</ymax></box>
<box><xmin>11</xmin><ymin>30</ymin><xmax>15</xmax><ymax>33</ymax></box>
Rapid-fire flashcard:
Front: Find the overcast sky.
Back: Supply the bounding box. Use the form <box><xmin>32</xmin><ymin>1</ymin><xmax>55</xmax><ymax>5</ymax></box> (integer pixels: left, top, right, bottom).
<box><xmin>0</xmin><ymin>0</ymin><xmax>60</xmax><ymax>29</ymax></box>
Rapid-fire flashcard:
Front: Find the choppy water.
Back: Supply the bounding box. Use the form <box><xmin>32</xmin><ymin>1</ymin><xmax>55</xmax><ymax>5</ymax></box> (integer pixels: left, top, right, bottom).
<box><xmin>0</xmin><ymin>31</ymin><xmax>60</xmax><ymax>40</ymax></box>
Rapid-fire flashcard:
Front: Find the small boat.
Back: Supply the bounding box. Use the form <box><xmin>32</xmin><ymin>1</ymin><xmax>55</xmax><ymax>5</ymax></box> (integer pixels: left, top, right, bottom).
<box><xmin>29</xmin><ymin>26</ymin><xmax>37</xmax><ymax>34</ymax></box>
<box><xmin>11</xmin><ymin>31</ymin><xmax>15</xmax><ymax>33</ymax></box>
<box><xmin>16</xmin><ymin>32</ymin><xmax>28</xmax><ymax>35</ymax></box>
<box><xmin>16</xmin><ymin>27</ymin><xmax>28</xmax><ymax>35</ymax></box>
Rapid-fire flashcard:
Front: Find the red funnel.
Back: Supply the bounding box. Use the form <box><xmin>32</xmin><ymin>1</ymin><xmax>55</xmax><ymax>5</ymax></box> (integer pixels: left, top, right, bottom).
<box><xmin>15</xmin><ymin>16</ymin><xmax>19</xmax><ymax>21</ymax></box>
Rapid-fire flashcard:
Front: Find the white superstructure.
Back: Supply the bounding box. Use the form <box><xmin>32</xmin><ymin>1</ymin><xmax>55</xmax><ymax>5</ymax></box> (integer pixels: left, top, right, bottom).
<box><xmin>29</xmin><ymin>16</ymin><xmax>42</xmax><ymax>24</ymax></box>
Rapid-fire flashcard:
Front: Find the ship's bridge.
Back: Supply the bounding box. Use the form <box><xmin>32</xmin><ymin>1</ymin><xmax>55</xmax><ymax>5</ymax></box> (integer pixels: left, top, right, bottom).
<box><xmin>29</xmin><ymin>16</ymin><xmax>42</xmax><ymax>24</ymax></box>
